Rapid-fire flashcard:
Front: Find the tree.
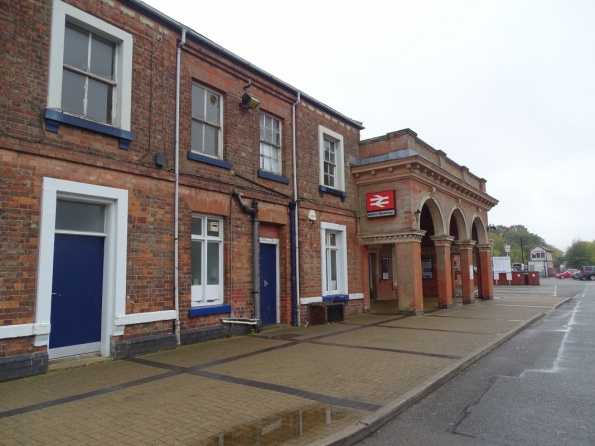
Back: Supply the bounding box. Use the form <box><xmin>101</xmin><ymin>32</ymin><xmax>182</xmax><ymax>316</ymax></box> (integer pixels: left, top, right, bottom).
<box><xmin>564</xmin><ymin>240</ymin><xmax>595</xmax><ymax>269</ymax></box>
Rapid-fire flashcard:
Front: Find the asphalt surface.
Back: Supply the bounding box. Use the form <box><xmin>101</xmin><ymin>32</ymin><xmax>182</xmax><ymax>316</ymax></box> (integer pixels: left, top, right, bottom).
<box><xmin>358</xmin><ymin>278</ymin><xmax>592</xmax><ymax>446</ymax></box>
<box><xmin>0</xmin><ymin>280</ymin><xmax>571</xmax><ymax>445</ymax></box>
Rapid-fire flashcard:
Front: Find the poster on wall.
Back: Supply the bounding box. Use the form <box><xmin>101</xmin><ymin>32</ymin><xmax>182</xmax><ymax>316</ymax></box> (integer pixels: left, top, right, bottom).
<box><xmin>421</xmin><ymin>258</ymin><xmax>433</xmax><ymax>279</ymax></box>
<box><xmin>381</xmin><ymin>257</ymin><xmax>389</xmax><ymax>280</ymax></box>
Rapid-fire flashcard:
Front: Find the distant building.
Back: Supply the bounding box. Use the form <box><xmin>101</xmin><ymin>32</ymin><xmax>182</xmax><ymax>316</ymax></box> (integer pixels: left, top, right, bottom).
<box><xmin>529</xmin><ymin>246</ymin><xmax>554</xmax><ymax>276</ymax></box>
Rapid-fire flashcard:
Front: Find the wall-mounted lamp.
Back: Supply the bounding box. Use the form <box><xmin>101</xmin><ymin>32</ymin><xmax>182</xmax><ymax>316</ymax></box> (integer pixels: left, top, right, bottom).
<box><xmin>487</xmin><ymin>224</ymin><xmax>497</xmax><ymax>232</ymax></box>
<box><xmin>414</xmin><ymin>209</ymin><xmax>422</xmax><ymax>221</ymax></box>
<box><xmin>241</xmin><ymin>93</ymin><xmax>260</xmax><ymax>110</ymax></box>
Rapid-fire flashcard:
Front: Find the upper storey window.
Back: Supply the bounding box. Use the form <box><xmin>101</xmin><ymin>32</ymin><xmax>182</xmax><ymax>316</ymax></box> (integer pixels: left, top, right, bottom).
<box><xmin>62</xmin><ymin>22</ymin><xmax>116</xmax><ymax>124</ymax></box>
<box><xmin>47</xmin><ymin>0</ymin><xmax>133</xmax><ymax>132</ymax></box>
<box><xmin>260</xmin><ymin>113</ymin><xmax>281</xmax><ymax>174</ymax></box>
<box><xmin>318</xmin><ymin>126</ymin><xmax>346</xmax><ymax>200</ymax></box>
<box><xmin>191</xmin><ymin>84</ymin><xmax>223</xmax><ymax>158</ymax></box>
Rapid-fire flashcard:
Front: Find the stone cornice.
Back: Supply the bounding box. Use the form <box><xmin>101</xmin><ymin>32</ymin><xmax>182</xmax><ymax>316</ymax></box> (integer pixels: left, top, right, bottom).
<box><xmin>351</xmin><ymin>155</ymin><xmax>498</xmax><ymax>210</ymax></box>
<box><xmin>455</xmin><ymin>240</ymin><xmax>477</xmax><ymax>250</ymax></box>
<box><xmin>475</xmin><ymin>244</ymin><xmax>492</xmax><ymax>252</ymax></box>
<box><xmin>359</xmin><ymin>230</ymin><xmax>426</xmax><ymax>245</ymax></box>
<box><xmin>430</xmin><ymin>235</ymin><xmax>456</xmax><ymax>247</ymax></box>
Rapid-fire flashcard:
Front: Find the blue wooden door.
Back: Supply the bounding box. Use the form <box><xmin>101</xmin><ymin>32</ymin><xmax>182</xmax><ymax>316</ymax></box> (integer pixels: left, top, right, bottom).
<box><xmin>260</xmin><ymin>243</ymin><xmax>277</xmax><ymax>325</ymax></box>
<box><xmin>49</xmin><ymin>234</ymin><xmax>104</xmax><ymax>349</ymax></box>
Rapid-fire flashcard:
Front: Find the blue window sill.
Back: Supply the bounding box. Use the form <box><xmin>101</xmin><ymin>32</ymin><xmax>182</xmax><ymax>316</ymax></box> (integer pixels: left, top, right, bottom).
<box><xmin>323</xmin><ymin>294</ymin><xmax>349</xmax><ymax>303</ymax></box>
<box><xmin>43</xmin><ymin>108</ymin><xmax>133</xmax><ymax>150</ymax></box>
<box><xmin>187</xmin><ymin>151</ymin><xmax>232</xmax><ymax>170</ymax></box>
<box><xmin>257</xmin><ymin>170</ymin><xmax>290</xmax><ymax>185</ymax></box>
<box><xmin>319</xmin><ymin>185</ymin><xmax>347</xmax><ymax>202</ymax></box>
<box><xmin>188</xmin><ymin>304</ymin><xmax>231</xmax><ymax>317</ymax></box>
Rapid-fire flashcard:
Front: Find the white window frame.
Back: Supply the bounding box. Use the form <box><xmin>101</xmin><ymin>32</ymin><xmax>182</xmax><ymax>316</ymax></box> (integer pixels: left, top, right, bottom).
<box><xmin>191</xmin><ymin>83</ymin><xmax>224</xmax><ymax>159</ymax></box>
<box><xmin>318</xmin><ymin>126</ymin><xmax>345</xmax><ymax>191</ymax></box>
<box><xmin>47</xmin><ymin>0</ymin><xmax>133</xmax><ymax>131</ymax></box>
<box><xmin>191</xmin><ymin>214</ymin><xmax>224</xmax><ymax>307</ymax></box>
<box><xmin>320</xmin><ymin>222</ymin><xmax>348</xmax><ymax>296</ymax></box>
<box><xmin>259</xmin><ymin>112</ymin><xmax>282</xmax><ymax>174</ymax></box>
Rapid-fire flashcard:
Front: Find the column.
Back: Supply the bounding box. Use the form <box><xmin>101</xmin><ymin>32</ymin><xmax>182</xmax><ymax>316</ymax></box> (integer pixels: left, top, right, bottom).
<box><xmin>431</xmin><ymin>236</ymin><xmax>455</xmax><ymax>309</ymax></box>
<box><xmin>476</xmin><ymin>244</ymin><xmax>494</xmax><ymax>300</ymax></box>
<box><xmin>455</xmin><ymin>240</ymin><xmax>476</xmax><ymax>304</ymax></box>
<box><xmin>395</xmin><ymin>235</ymin><xmax>424</xmax><ymax>315</ymax></box>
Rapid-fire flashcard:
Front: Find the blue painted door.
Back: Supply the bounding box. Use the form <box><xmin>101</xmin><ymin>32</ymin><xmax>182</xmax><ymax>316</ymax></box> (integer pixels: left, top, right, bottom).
<box><xmin>260</xmin><ymin>243</ymin><xmax>277</xmax><ymax>325</ymax></box>
<box><xmin>50</xmin><ymin>234</ymin><xmax>104</xmax><ymax>349</ymax></box>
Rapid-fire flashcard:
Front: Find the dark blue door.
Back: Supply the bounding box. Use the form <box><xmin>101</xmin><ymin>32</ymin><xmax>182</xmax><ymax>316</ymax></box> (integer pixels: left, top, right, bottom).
<box><xmin>50</xmin><ymin>234</ymin><xmax>104</xmax><ymax>349</ymax></box>
<box><xmin>260</xmin><ymin>243</ymin><xmax>277</xmax><ymax>325</ymax></box>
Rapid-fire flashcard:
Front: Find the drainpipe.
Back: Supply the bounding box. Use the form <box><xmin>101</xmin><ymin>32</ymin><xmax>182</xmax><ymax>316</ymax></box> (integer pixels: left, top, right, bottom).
<box><xmin>173</xmin><ymin>29</ymin><xmax>186</xmax><ymax>347</ymax></box>
<box><xmin>231</xmin><ymin>190</ymin><xmax>260</xmax><ymax>320</ymax></box>
<box><xmin>292</xmin><ymin>92</ymin><xmax>301</xmax><ymax>325</ymax></box>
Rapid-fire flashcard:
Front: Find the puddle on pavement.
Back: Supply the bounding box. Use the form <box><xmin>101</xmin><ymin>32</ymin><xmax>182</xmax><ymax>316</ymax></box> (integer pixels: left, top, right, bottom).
<box><xmin>198</xmin><ymin>404</ymin><xmax>352</xmax><ymax>445</ymax></box>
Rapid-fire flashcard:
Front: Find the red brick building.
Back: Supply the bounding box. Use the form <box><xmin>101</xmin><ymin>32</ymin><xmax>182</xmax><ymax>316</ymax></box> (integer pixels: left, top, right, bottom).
<box><xmin>0</xmin><ymin>0</ymin><xmax>497</xmax><ymax>381</ymax></box>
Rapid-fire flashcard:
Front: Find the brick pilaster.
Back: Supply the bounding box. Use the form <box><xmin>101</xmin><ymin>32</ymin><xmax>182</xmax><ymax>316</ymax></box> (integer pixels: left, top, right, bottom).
<box><xmin>455</xmin><ymin>240</ymin><xmax>476</xmax><ymax>304</ymax></box>
<box><xmin>431</xmin><ymin>236</ymin><xmax>455</xmax><ymax>308</ymax></box>
<box><xmin>476</xmin><ymin>244</ymin><xmax>494</xmax><ymax>300</ymax></box>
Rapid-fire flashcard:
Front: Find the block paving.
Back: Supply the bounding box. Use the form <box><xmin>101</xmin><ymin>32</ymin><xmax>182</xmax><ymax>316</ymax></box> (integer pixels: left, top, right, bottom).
<box><xmin>0</xmin><ymin>288</ymin><xmax>568</xmax><ymax>445</ymax></box>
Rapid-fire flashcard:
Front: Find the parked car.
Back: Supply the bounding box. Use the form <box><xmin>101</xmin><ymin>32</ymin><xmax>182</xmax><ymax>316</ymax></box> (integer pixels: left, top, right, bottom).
<box><xmin>556</xmin><ymin>271</ymin><xmax>573</xmax><ymax>279</ymax></box>
<box><xmin>579</xmin><ymin>266</ymin><xmax>595</xmax><ymax>281</ymax></box>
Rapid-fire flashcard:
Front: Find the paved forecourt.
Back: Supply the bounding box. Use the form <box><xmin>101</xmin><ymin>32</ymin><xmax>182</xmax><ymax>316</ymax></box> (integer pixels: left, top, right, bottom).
<box><xmin>0</xmin><ymin>284</ymin><xmax>569</xmax><ymax>445</ymax></box>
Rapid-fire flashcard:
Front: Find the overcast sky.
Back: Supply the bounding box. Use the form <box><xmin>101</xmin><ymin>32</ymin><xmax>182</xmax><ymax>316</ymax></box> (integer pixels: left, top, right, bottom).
<box><xmin>143</xmin><ymin>0</ymin><xmax>595</xmax><ymax>252</ymax></box>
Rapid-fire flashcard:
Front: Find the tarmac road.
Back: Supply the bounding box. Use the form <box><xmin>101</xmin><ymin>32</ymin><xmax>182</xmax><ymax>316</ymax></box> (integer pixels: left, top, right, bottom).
<box><xmin>358</xmin><ymin>278</ymin><xmax>594</xmax><ymax>446</ymax></box>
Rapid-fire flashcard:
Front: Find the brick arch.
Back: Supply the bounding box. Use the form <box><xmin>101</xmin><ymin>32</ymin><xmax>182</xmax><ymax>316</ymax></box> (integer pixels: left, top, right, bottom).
<box><xmin>417</xmin><ymin>194</ymin><xmax>446</xmax><ymax>236</ymax></box>
<box><xmin>447</xmin><ymin>205</ymin><xmax>467</xmax><ymax>241</ymax></box>
<box><xmin>471</xmin><ymin>214</ymin><xmax>489</xmax><ymax>244</ymax></box>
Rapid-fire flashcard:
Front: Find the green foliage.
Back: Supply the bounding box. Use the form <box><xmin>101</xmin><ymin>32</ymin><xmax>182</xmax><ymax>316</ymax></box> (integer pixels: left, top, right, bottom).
<box><xmin>564</xmin><ymin>240</ymin><xmax>595</xmax><ymax>268</ymax></box>
<box><xmin>488</xmin><ymin>225</ymin><xmax>546</xmax><ymax>264</ymax></box>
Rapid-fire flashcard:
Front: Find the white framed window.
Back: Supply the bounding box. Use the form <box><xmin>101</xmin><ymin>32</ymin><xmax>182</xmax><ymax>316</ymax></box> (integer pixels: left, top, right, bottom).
<box><xmin>47</xmin><ymin>0</ymin><xmax>133</xmax><ymax>130</ymax></box>
<box><xmin>260</xmin><ymin>113</ymin><xmax>281</xmax><ymax>173</ymax></box>
<box><xmin>191</xmin><ymin>214</ymin><xmax>224</xmax><ymax>306</ymax></box>
<box><xmin>318</xmin><ymin>126</ymin><xmax>345</xmax><ymax>191</ymax></box>
<box><xmin>191</xmin><ymin>84</ymin><xmax>223</xmax><ymax>158</ymax></box>
<box><xmin>320</xmin><ymin>222</ymin><xmax>348</xmax><ymax>296</ymax></box>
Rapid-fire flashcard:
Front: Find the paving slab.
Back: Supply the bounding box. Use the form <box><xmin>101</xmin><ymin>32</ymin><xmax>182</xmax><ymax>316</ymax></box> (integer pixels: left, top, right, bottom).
<box><xmin>0</xmin><ymin>288</ymin><xmax>569</xmax><ymax>445</ymax></box>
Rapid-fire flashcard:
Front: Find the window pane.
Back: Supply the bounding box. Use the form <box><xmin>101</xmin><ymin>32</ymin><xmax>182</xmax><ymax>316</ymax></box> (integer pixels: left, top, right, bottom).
<box><xmin>192</xmin><ymin>85</ymin><xmax>205</xmax><ymax>119</ymax></box>
<box><xmin>191</xmin><ymin>217</ymin><xmax>202</xmax><ymax>236</ymax></box>
<box><xmin>265</xmin><ymin>128</ymin><xmax>273</xmax><ymax>145</ymax></box>
<box><xmin>329</xmin><ymin>232</ymin><xmax>336</xmax><ymax>246</ymax></box>
<box><xmin>207</xmin><ymin>242</ymin><xmax>220</xmax><ymax>285</ymax></box>
<box><xmin>56</xmin><ymin>200</ymin><xmax>105</xmax><ymax>232</ymax></box>
<box><xmin>90</xmin><ymin>34</ymin><xmax>115</xmax><ymax>80</ymax></box>
<box><xmin>207</xmin><ymin>219</ymin><xmax>220</xmax><ymax>237</ymax></box>
<box><xmin>191</xmin><ymin>120</ymin><xmax>204</xmax><ymax>152</ymax></box>
<box><xmin>61</xmin><ymin>70</ymin><xmax>85</xmax><ymax>116</ymax></box>
<box><xmin>265</xmin><ymin>115</ymin><xmax>272</xmax><ymax>129</ymax></box>
<box><xmin>204</xmin><ymin>124</ymin><xmax>218</xmax><ymax>157</ymax></box>
<box><xmin>271</xmin><ymin>157</ymin><xmax>278</xmax><ymax>173</ymax></box>
<box><xmin>260</xmin><ymin>126</ymin><xmax>265</xmax><ymax>141</ymax></box>
<box><xmin>206</xmin><ymin>92</ymin><xmax>220</xmax><ymax>124</ymax></box>
<box><xmin>273</xmin><ymin>119</ymin><xmax>279</xmax><ymax>132</ymax></box>
<box><xmin>87</xmin><ymin>78</ymin><xmax>112</xmax><ymax>123</ymax></box>
<box><xmin>191</xmin><ymin>241</ymin><xmax>202</xmax><ymax>286</ymax></box>
<box><xmin>260</xmin><ymin>113</ymin><xmax>265</xmax><ymax>126</ymax></box>
<box><xmin>330</xmin><ymin>250</ymin><xmax>337</xmax><ymax>283</ymax></box>
<box><xmin>64</xmin><ymin>22</ymin><xmax>89</xmax><ymax>71</ymax></box>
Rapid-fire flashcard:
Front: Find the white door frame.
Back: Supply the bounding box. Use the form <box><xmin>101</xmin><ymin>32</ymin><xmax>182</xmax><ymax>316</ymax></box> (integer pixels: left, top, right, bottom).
<box><xmin>259</xmin><ymin>237</ymin><xmax>280</xmax><ymax>324</ymax></box>
<box><xmin>36</xmin><ymin>177</ymin><xmax>128</xmax><ymax>358</ymax></box>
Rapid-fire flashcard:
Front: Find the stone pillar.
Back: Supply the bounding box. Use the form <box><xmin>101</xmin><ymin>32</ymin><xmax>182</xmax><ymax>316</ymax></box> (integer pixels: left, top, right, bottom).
<box><xmin>394</xmin><ymin>234</ymin><xmax>424</xmax><ymax>315</ymax></box>
<box><xmin>431</xmin><ymin>236</ymin><xmax>455</xmax><ymax>309</ymax></box>
<box><xmin>476</xmin><ymin>244</ymin><xmax>494</xmax><ymax>300</ymax></box>
<box><xmin>455</xmin><ymin>240</ymin><xmax>476</xmax><ymax>304</ymax></box>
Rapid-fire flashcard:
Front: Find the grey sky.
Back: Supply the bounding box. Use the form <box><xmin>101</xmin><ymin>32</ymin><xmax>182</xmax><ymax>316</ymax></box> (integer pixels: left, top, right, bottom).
<box><xmin>143</xmin><ymin>0</ymin><xmax>595</xmax><ymax>252</ymax></box>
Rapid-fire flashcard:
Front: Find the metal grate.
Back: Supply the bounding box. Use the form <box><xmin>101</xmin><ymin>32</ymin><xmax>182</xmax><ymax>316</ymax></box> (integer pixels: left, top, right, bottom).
<box><xmin>308</xmin><ymin>303</ymin><xmax>344</xmax><ymax>325</ymax></box>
